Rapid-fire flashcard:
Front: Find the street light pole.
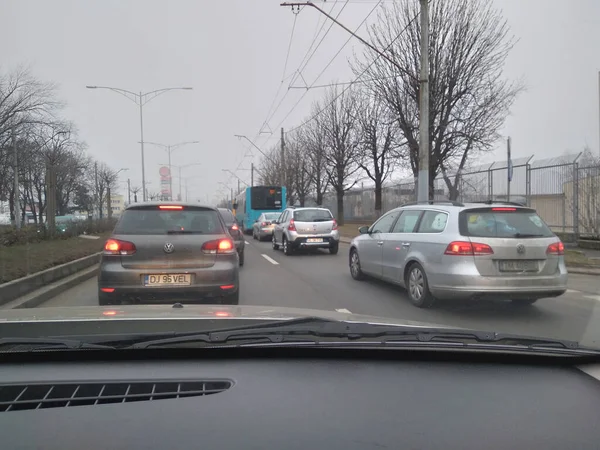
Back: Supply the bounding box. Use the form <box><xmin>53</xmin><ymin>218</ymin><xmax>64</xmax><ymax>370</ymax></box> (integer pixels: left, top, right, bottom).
<box><xmin>86</xmin><ymin>85</ymin><xmax>193</xmax><ymax>202</ymax></box>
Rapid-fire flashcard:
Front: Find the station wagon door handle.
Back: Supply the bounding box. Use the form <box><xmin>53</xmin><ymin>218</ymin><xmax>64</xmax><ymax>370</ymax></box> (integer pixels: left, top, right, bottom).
<box><xmin>401</xmin><ymin>242</ymin><xmax>410</xmax><ymax>247</ymax></box>
<box><xmin>377</xmin><ymin>241</ymin><xmax>384</xmax><ymax>246</ymax></box>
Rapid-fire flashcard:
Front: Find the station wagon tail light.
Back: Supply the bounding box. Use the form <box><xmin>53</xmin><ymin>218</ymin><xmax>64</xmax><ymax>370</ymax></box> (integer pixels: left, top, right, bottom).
<box><xmin>444</xmin><ymin>241</ymin><xmax>493</xmax><ymax>256</ymax></box>
<box><xmin>104</xmin><ymin>239</ymin><xmax>136</xmax><ymax>255</ymax></box>
<box><xmin>332</xmin><ymin>219</ymin><xmax>338</xmax><ymax>230</ymax></box>
<box><xmin>159</xmin><ymin>205</ymin><xmax>183</xmax><ymax>210</ymax></box>
<box><xmin>202</xmin><ymin>239</ymin><xmax>235</xmax><ymax>254</ymax></box>
<box><xmin>547</xmin><ymin>241</ymin><xmax>565</xmax><ymax>255</ymax></box>
<box><xmin>491</xmin><ymin>207</ymin><xmax>516</xmax><ymax>212</ymax></box>
<box><xmin>288</xmin><ymin>219</ymin><xmax>296</xmax><ymax>231</ymax></box>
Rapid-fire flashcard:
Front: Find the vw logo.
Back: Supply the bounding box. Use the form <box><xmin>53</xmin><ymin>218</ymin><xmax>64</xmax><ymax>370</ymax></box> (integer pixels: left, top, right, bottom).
<box><xmin>516</xmin><ymin>243</ymin><xmax>525</xmax><ymax>254</ymax></box>
<box><xmin>313</xmin><ymin>224</ymin><xmax>317</xmax><ymax>231</ymax></box>
<box><xmin>164</xmin><ymin>242</ymin><xmax>175</xmax><ymax>254</ymax></box>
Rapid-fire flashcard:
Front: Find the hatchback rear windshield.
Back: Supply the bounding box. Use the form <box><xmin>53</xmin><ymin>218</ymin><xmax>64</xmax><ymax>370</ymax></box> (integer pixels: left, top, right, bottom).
<box><xmin>459</xmin><ymin>207</ymin><xmax>554</xmax><ymax>238</ymax></box>
<box><xmin>293</xmin><ymin>209</ymin><xmax>333</xmax><ymax>222</ymax></box>
<box><xmin>114</xmin><ymin>206</ymin><xmax>225</xmax><ymax>235</ymax></box>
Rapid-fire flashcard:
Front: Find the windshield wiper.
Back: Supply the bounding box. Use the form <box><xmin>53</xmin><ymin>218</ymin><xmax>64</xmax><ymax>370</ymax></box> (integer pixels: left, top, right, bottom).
<box><xmin>117</xmin><ymin>317</ymin><xmax>584</xmax><ymax>352</ymax></box>
<box><xmin>0</xmin><ymin>337</ymin><xmax>115</xmax><ymax>352</ymax></box>
<box><xmin>513</xmin><ymin>233</ymin><xmax>545</xmax><ymax>238</ymax></box>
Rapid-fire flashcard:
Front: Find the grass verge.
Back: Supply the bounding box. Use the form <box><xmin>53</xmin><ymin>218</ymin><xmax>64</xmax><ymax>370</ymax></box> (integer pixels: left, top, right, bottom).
<box><xmin>0</xmin><ymin>233</ymin><xmax>110</xmax><ymax>284</ymax></box>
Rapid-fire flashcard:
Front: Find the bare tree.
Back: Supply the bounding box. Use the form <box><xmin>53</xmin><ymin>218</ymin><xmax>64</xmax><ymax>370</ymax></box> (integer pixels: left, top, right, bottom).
<box><xmin>356</xmin><ymin>89</ymin><xmax>403</xmax><ymax>217</ymax></box>
<box><xmin>318</xmin><ymin>86</ymin><xmax>361</xmax><ymax>225</ymax></box>
<box><xmin>285</xmin><ymin>130</ymin><xmax>312</xmax><ymax>207</ymax></box>
<box><xmin>355</xmin><ymin>0</ymin><xmax>523</xmax><ymax>200</ymax></box>
<box><xmin>299</xmin><ymin>115</ymin><xmax>329</xmax><ymax>206</ymax></box>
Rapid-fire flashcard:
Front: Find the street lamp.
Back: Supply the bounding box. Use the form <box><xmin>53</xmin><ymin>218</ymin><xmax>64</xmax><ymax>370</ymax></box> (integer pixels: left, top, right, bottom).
<box><xmin>86</xmin><ymin>85</ymin><xmax>193</xmax><ymax>202</ymax></box>
<box><xmin>146</xmin><ymin>141</ymin><xmax>200</xmax><ymax>200</ymax></box>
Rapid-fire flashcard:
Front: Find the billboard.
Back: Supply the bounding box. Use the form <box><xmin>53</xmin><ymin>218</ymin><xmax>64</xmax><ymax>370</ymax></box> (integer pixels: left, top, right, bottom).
<box><xmin>159</xmin><ymin>166</ymin><xmax>171</xmax><ymax>200</ymax></box>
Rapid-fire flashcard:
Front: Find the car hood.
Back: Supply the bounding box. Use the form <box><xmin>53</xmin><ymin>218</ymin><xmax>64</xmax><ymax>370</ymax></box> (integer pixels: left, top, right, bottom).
<box><xmin>0</xmin><ymin>304</ymin><xmax>456</xmax><ymax>330</ymax></box>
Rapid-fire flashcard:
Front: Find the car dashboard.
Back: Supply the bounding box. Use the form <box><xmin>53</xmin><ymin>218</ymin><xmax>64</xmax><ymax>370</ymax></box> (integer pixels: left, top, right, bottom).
<box><xmin>0</xmin><ymin>349</ymin><xmax>599</xmax><ymax>449</ymax></box>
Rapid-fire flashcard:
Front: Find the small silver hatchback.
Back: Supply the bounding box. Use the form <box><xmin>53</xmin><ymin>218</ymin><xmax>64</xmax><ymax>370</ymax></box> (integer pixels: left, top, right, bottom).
<box><xmin>349</xmin><ymin>201</ymin><xmax>567</xmax><ymax>308</ymax></box>
<box><xmin>98</xmin><ymin>203</ymin><xmax>239</xmax><ymax>305</ymax></box>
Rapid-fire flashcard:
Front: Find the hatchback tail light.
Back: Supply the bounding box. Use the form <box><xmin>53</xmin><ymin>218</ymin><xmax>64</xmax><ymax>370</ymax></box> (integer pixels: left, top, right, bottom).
<box><xmin>546</xmin><ymin>241</ymin><xmax>565</xmax><ymax>255</ymax></box>
<box><xmin>202</xmin><ymin>239</ymin><xmax>236</xmax><ymax>254</ymax></box>
<box><xmin>332</xmin><ymin>219</ymin><xmax>338</xmax><ymax>230</ymax></box>
<box><xmin>104</xmin><ymin>239</ymin><xmax>136</xmax><ymax>255</ymax></box>
<box><xmin>261</xmin><ymin>221</ymin><xmax>267</xmax><ymax>227</ymax></box>
<box><xmin>288</xmin><ymin>219</ymin><xmax>296</xmax><ymax>231</ymax></box>
<box><xmin>444</xmin><ymin>241</ymin><xmax>493</xmax><ymax>256</ymax></box>
<box><xmin>231</xmin><ymin>224</ymin><xmax>239</xmax><ymax>231</ymax></box>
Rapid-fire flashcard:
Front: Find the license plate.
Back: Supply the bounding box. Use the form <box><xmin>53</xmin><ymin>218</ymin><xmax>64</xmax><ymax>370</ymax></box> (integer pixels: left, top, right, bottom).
<box><xmin>498</xmin><ymin>260</ymin><xmax>538</xmax><ymax>272</ymax></box>
<box><xmin>144</xmin><ymin>274</ymin><xmax>191</xmax><ymax>286</ymax></box>
<box><xmin>307</xmin><ymin>238</ymin><xmax>323</xmax><ymax>243</ymax></box>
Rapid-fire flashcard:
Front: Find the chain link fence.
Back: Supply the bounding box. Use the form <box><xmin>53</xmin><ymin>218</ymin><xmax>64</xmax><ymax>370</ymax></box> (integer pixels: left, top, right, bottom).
<box><xmin>318</xmin><ymin>153</ymin><xmax>600</xmax><ymax>237</ymax></box>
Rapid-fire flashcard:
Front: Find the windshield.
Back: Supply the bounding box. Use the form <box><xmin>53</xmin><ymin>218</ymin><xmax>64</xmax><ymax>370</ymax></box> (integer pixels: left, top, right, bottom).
<box><xmin>2</xmin><ymin>0</ymin><xmax>600</xmax><ymax>355</ymax></box>
<box><xmin>114</xmin><ymin>207</ymin><xmax>224</xmax><ymax>235</ymax></box>
<box><xmin>294</xmin><ymin>209</ymin><xmax>333</xmax><ymax>222</ymax></box>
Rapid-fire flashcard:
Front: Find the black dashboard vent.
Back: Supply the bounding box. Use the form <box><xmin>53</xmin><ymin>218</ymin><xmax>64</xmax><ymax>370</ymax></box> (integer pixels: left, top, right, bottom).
<box><xmin>0</xmin><ymin>380</ymin><xmax>232</xmax><ymax>412</ymax></box>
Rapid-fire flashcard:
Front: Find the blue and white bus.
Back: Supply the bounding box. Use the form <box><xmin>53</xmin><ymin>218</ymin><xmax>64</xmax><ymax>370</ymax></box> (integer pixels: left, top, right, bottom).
<box><xmin>234</xmin><ymin>185</ymin><xmax>287</xmax><ymax>234</ymax></box>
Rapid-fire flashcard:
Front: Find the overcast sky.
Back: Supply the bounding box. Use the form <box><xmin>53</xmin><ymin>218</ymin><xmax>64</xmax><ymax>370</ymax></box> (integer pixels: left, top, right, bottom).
<box><xmin>2</xmin><ymin>0</ymin><xmax>599</xmax><ymax>202</ymax></box>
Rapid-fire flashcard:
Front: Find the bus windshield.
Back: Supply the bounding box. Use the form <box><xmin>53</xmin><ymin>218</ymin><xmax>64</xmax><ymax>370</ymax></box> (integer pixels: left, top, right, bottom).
<box><xmin>251</xmin><ymin>186</ymin><xmax>283</xmax><ymax>210</ymax></box>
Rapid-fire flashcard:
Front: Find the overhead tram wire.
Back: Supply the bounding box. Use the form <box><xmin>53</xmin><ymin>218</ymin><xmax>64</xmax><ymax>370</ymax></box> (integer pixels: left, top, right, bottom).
<box><xmin>286</xmin><ymin>9</ymin><xmax>422</xmax><ymax>134</ymax></box>
<box><xmin>261</xmin><ymin>0</ymin><xmax>350</xmax><ymax>132</ymax></box>
<box><xmin>270</xmin><ymin>0</ymin><xmax>383</xmax><ymax>134</ymax></box>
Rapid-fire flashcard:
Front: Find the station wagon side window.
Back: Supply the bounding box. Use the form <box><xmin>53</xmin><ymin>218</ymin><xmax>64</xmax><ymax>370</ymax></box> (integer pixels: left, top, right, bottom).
<box><xmin>417</xmin><ymin>211</ymin><xmax>449</xmax><ymax>233</ymax></box>
<box><xmin>369</xmin><ymin>211</ymin><xmax>400</xmax><ymax>234</ymax></box>
<box><xmin>391</xmin><ymin>210</ymin><xmax>423</xmax><ymax>233</ymax></box>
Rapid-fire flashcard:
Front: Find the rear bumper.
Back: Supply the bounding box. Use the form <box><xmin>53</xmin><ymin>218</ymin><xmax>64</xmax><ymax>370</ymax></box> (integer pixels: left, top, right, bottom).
<box><xmin>429</xmin><ymin>272</ymin><xmax>568</xmax><ymax>300</ymax></box>
<box><xmin>258</xmin><ymin>227</ymin><xmax>274</xmax><ymax>238</ymax></box>
<box><xmin>289</xmin><ymin>231</ymin><xmax>340</xmax><ymax>248</ymax></box>
<box><xmin>98</xmin><ymin>260</ymin><xmax>239</xmax><ymax>302</ymax></box>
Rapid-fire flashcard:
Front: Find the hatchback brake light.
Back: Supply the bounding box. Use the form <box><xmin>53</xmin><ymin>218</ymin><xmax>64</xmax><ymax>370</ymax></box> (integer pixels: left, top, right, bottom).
<box><xmin>444</xmin><ymin>241</ymin><xmax>493</xmax><ymax>256</ymax></box>
<box><xmin>491</xmin><ymin>207</ymin><xmax>516</xmax><ymax>212</ymax></box>
<box><xmin>288</xmin><ymin>219</ymin><xmax>296</xmax><ymax>231</ymax></box>
<box><xmin>332</xmin><ymin>218</ymin><xmax>338</xmax><ymax>230</ymax></box>
<box><xmin>201</xmin><ymin>239</ymin><xmax>235</xmax><ymax>254</ymax></box>
<box><xmin>546</xmin><ymin>241</ymin><xmax>564</xmax><ymax>255</ymax></box>
<box><xmin>104</xmin><ymin>239</ymin><xmax>136</xmax><ymax>255</ymax></box>
<box><xmin>159</xmin><ymin>205</ymin><xmax>183</xmax><ymax>210</ymax></box>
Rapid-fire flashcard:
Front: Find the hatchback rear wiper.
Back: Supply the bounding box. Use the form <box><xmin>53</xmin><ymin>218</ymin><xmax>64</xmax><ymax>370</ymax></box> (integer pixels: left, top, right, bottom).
<box><xmin>166</xmin><ymin>230</ymin><xmax>203</xmax><ymax>234</ymax></box>
<box><xmin>0</xmin><ymin>337</ymin><xmax>115</xmax><ymax>352</ymax></box>
<box><xmin>117</xmin><ymin>317</ymin><xmax>586</xmax><ymax>352</ymax></box>
<box><xmin>312</xmin><ymin>218</ymin><xmax>332</xmax><ymax>222</ymax></box>
<box><xmin>513</xmin><ymin>233</ymin><xmax>545</xmax><ymax>238</ymax></box>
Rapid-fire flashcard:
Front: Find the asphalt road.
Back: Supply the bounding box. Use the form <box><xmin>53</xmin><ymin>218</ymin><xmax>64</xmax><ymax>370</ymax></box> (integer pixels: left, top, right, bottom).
<box><xmin>39</xmin><ymin>238</ymin><xmax>600</xmax><ymax>346</ymax></box>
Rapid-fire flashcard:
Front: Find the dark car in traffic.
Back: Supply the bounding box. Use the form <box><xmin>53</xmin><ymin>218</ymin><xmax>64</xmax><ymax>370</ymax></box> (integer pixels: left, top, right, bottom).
<box><xmin>98</xmin><ymin>203</ymin><xmax>240</xmax><ymax>305</ymax></box>
<box><xmin>218</xmin><ymin>208</ymin><xmax>245</xmax><ymax>266</ymax></box>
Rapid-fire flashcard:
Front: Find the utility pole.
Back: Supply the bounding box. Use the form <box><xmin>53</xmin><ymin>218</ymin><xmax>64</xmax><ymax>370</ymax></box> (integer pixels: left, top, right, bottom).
<box><xmin>167</xmin><ymin>145</ymin><xmax>173</xmax><ymax>201</ymax></box>
<box><xmin>251</xmin><ymin>162</ymin><xmax>254</xmax><ymax>187</ymax></box>
<box><xmin>127</xmin><ymin>178</ymin><xmax>131</xmax><ymax>205</ymax></box>
<box><xmin>280</xmin><ymin>127</ymin><xmax>285</xmax><ymax>187</ymax></box>
<box><xmin>179</xmin><ymin>167</ymin><xmax>183</xmax><ymax>201</ymax></box>
<box><xmin>107</xmin><ymin>184</ymin><xmax>112</xmax><ymax>220</ymax></box>
<box><xmin>94</xmin><ymin>161</ymin><xmax>98</xmax><ymax>218</ymax></box>
<box><xmin>138</xmin><ymin>91</ymin><xmax>147</xmax><ymax>201</ymax></box>
<box><xmin>12</xmin><ymin>128</ymin><xmax>21</xmax><ymax>230</ymax></box>
<box><xmin>416</xmin><ymin>0</ymin><xmax>430</xmax><ymax>202</ymax></box>
<box><xmin>507</xmin><ymin>137</ymin><xmax>513</xmax><ymax>202</ymax></box>
<box><xmin>46</xmin><ymin>164</ymin><xmax>57</xmax><ymax>234</ymax></box>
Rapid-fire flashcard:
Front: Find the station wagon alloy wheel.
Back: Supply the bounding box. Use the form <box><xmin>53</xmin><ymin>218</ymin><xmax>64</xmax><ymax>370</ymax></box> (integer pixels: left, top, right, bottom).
<box><xmin>350</xmin><ymin>250</ymin><xmax>364</xmax><ymax>280</ymax></box>
<box><xmin>406</xmin><ymin>263</ymin><xmax>436</xmax><ymax>308</ymax></box>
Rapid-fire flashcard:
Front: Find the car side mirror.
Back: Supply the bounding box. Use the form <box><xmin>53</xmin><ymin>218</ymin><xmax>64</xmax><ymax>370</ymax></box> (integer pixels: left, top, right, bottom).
<box><xmin>358</xmin><ymin>226</ymin><xmax>370</xmax><ymax>234</ymax></box>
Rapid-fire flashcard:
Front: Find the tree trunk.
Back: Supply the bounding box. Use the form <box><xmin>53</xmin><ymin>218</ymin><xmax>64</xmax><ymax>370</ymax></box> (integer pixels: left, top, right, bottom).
<box><xmin>316</xmin><ymin>191</ymin><xmax>324</xmax><ymax>206</ymax></box>
<box><xmin>336</xmin><ymin>190</ymin><xmax>345</xmax><ymax>226</ymax></box>
<box><xmin>374</xmin><ymin>183</ymin><xmax>383</xmax><ymax>217</ymax></box>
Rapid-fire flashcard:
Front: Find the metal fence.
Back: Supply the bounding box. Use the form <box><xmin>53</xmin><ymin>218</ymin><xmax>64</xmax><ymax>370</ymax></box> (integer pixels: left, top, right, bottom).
<box><xmin>318</xmin><ymin>153</ymin><xmax>600</xmax><ymax>237</ymax></box>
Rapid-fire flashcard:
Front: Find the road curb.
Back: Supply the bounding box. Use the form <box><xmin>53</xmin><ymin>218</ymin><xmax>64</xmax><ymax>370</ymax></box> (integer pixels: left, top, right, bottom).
<box><xmin>568</xmin><ymin>267</ymin><xmax>600</xmax><ymax>276</ymax></box>
<box><xmin>0</xmin><ymin>252</ymin><xmax>102</xmax><ymax>306</ymax></box>
<box><xmin>12</xmin><ymin>265</ymin><xmax>99</xmax><ymax>309</ymax></box>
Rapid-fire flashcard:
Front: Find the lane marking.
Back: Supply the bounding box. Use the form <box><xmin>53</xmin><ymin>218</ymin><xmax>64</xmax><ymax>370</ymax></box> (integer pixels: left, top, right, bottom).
<box><xmin>335</xmin><ymin>308</ymin><xmax>352</xmax><ymax>314</ymax></box>
<box><xmin>261</xmin><ymin>254</ymin><xmax>279</xmax><ymax>265</ymax></box>
<box><xmin>584</xmin><ymin>295</ymin><xmax>600</xmax><ymax>302</ymax></box>
<box><xmin>566</xmin><ymin>289</ymin><xmax>580</xmax><ymax>294</ymax></box>
<box><xmin>245</xmin><ymin>241</ymin><xmax>250</xmax><ymax>245</ymax></box>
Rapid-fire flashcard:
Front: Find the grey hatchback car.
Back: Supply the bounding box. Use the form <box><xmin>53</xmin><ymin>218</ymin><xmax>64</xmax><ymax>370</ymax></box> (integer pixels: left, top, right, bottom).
<box><xmin>349</xmin><ymin>201</ymin><xmax>567</xmax><ymax>308</ymax></box>
<box><xmin>272</xmin><ymin>207</ymin><xmax>340</xmax><ymax>255</ymax></box>
<box><xmin>98</xmin><ymin>203</ymin><xmax>239</xmax><ymax>305</ymax></box>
